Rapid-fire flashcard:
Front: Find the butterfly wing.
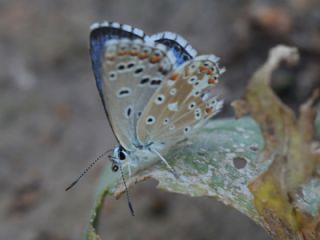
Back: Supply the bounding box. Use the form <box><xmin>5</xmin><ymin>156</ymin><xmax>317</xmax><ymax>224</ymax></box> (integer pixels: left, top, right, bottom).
<box><xmin>136</xmin><ymin>55</ymin><xmax>224</xmax><ymax>147</ymax></box>
<box><xmin>90</xmin><ymin>22</ymin><xmax>176</xmax><ymax>150</ymax></box>
<box><xmin>90</xmin><ymin>21</ymin><xmax>146</xmax><ymax>120</ymax></box>
<box><xmin>149</xmin><ymin>32</ymin><xmax>197</xmax><ymax>66</ymax></box>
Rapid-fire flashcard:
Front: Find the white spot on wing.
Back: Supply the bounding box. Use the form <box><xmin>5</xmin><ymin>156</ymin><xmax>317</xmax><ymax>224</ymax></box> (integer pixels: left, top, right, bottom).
<box><xmin>133</xmin><ymin>28</ymin><xmax>144</xmax><ymax>37</ymax></box>
<box><xmin>164</xmin><ymin>32</ymin><xmax>177</xmax><ymax>40</ymax></box>
<box><xmin>167</xmin><ymin>80</ymin><xmax>175</xmax><ymax>87</ymax></box>
<box><xmin>185</xmin><ymin>45</ymin><xmax>197</xmax><ymax>57</ymax></box>
<box><xmin>101</xmin><ymin>21</ymin><xmax>110</xmax><ymax>27</ymax></box>
<box><xmin>168</xmin><ymin>102</ymin><xmax>178</xmax><ymax>111</ymax></box>
<box><xmin>111</xmin><ymin>22</ymin><xmax>120</xmax><ymax>28</ymax></box>
<box><xmin>169</xmin><ymin>88</ymin><xmax>177</xmax><ymax>96</ymax></box>
<box><xmin>122</xmin><ymin>24</ymin><xmax>132</xmax><ymax>32</ymax></box>
<box><xmin>90</xmin><ymin>22</ymin><xmax>100</xmax><ymax>30</ymax></box>
<box><xmin>176</xmin><ymin>36</ymin><xmax>187</xmax><ymax>47</ymax></box>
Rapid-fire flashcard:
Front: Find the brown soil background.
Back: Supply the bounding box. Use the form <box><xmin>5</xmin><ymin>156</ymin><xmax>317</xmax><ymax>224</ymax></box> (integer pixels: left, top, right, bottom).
<box><xmin>1</xmin><ymin>1</ymin><xmax>320</xmax><ymax>239</ymax></box>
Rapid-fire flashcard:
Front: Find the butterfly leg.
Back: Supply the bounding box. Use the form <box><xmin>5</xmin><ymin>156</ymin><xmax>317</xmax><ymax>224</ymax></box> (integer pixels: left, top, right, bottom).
<box><xmin>149</xmin><ymin>148</ymin><xmax>179</xmax><ymax>178</ymax></box>
<box><xmin>122</xmin><ymin>159</ymin><xmax>137</xmax><ymax>177</ymax></box>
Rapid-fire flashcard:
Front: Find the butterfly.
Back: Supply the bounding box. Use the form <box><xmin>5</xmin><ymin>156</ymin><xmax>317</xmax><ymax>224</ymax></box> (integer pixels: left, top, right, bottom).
<box><xmin>89</xmin><ymin>21</ymin><xmax>225</xmax><ymax>178</ymax></box>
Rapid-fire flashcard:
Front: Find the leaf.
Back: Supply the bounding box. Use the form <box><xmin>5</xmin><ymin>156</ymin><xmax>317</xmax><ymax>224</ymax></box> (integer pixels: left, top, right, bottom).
<box><xmin>85</xmin><ymin>45</ymin><xmax>320</xmax><ymax>240</ymax></box>
<box><xmin>232</xmin><ymin>45</ymin><xmax>320</xmax><ymax>239</ymax></box>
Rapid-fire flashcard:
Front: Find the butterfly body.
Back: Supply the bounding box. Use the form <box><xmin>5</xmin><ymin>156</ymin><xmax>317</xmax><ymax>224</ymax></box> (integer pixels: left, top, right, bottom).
<box><xmin>90</xmin><ymin>21</ymin><xmax>224</xmax><ymax>175</ymax></box>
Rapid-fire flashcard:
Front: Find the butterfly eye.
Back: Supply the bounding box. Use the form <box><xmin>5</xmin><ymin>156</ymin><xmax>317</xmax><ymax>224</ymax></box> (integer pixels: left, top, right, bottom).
<box><xmin>119</xmin><ymin>150</ymin><xmax>126</xmax><ymax>160</ymax></box>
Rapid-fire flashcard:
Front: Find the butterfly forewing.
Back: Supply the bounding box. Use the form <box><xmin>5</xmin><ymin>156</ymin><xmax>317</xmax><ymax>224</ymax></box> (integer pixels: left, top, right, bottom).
<box><xmin>136</xmin><ymin>55</ymin><xmax>224</xmax><ymax>146</ymax></box>
<box><xmin>96</xmin><ymin>38</ymin><xmax>175</xmax><ymax>150</ymax></box>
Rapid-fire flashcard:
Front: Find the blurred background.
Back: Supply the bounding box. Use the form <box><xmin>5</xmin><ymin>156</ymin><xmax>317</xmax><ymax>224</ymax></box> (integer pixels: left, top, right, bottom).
<box><xmin>1</xmin><ymin>0</ymin><xmax>320</xmax><ymax>239</ymax></box>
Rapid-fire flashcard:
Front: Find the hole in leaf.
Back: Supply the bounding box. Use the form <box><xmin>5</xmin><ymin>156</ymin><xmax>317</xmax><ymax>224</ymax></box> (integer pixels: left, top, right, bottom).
<box><xmin>233</xmin><ymin>157</ymin><xmax>247</xmax><ymax>169</ymax></box>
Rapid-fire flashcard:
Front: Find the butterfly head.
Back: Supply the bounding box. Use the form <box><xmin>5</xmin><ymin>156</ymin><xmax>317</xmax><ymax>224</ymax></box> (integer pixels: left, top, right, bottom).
<box><xmin>110</xmin><ymin>145</ymin><xmax>128</xmax><ymax>172</ymax></box>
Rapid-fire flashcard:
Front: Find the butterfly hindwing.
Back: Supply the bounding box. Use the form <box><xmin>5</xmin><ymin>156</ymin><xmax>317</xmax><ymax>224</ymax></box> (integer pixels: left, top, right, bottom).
<box><xmin>149</xmin><ymin>32</ymin><xmax>197</xmax><ymax>67</ymax></box>
<box><xmin>136</xmin><ymin>55</ymin><xmax>224</xmax><ymax>146</ymax></box>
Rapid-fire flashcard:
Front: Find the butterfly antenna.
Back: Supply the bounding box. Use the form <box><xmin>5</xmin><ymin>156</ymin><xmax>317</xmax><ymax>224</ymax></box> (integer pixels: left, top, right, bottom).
<box><xmin>65</xmin><ymin>149</ymin><xmax>113</xmax><ymax>191</ymax></box>
<box><xmin>119</xmin><ymin>164</ymin><xmax>135</xmax><ymax>216</ymax></box>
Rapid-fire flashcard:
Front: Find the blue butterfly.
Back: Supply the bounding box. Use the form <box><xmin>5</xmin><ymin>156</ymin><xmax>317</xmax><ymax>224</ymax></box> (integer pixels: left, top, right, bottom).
<box><xmin>89</xmin><ymin>21</ymin><xmax>224</xmax><ymax>177</ymax></box>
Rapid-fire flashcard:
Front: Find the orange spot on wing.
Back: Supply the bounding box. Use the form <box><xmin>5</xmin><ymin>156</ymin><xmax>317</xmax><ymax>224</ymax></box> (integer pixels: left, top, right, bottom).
<box><xmin>129</xmin><ymin>50</ymin><xmax>136</xmax><ymax>56</ymax></box>
<box><xmin>200</xmin><ymin>66</ymin><xmax>213</xmax><ymax>75</ymax></box>
<box><xmin>208</xmin><ymin>78</ymin><xmax>217</xmax><ymax>84</ymax></box>
<box><xmin>170</xmin><ymin>73</ymin><xmax>179</xmax><ymax>81</ymax></box>
<box><xmin>138</xmin><ymin>53</ymin><xmax>148</xmax><ymax>59</ymax></box>
<box><xmin>150</xmin><ymin>55</ymin><xmax>161</xmax><ymax>63</ymax></box>
<box><xmin>205</xmin><ymin>107</ymin><xmax>213</xmax><ymax>114</ymax></box>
